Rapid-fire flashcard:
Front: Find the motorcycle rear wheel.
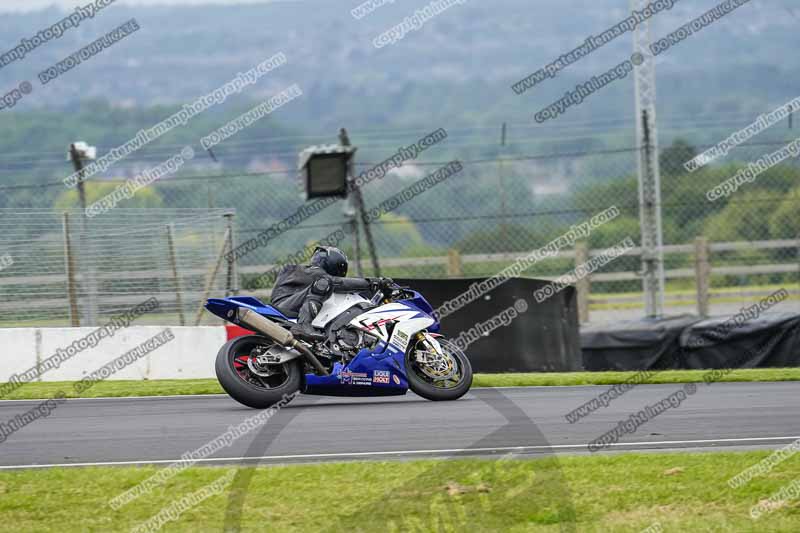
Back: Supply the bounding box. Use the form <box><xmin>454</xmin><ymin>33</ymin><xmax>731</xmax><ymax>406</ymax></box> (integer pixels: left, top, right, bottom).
<box><xmin>405</xmin><ymin>336</ymin><xmax>473</xmax><ymax>401</ymax></box>
<box><xmin>215</xmin><ymin>335</ymin><xmax>302</xmax><ymax>409</ymax></box>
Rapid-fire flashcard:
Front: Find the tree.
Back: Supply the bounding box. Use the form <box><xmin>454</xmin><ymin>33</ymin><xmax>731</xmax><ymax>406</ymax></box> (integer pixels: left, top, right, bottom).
<box><xmin>703</xmin><ymin>189</ymin><xmax>775</xmax><ymax>242</ymax></box>
<box><xmin>659</xmin><ymin>139</ymin><xmax>698</xmax><ymax>176</ymax></box>
<box><xmin>53</xmin><ymin>181</ymin><xmax>164</xmax><ymax>210</ymax></box>
<box><xmin>768</xmin><ymin>185</ymin><xmax>800</xmax><ymax>239</ymax></box>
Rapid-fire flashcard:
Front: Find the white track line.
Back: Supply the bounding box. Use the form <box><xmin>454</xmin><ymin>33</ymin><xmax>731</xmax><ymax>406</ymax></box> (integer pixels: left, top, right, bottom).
<box><xmin>0</xmin><ymin>435</ymin><xmax>797</xmax><ymax>470</ymax></box>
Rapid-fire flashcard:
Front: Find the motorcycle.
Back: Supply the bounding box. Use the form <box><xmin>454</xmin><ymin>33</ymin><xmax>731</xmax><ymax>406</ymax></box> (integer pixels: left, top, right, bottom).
<box><xmin>205</xmin><ymin>282</ymin><xmax>473</xmax><ymax>409</ymax></box>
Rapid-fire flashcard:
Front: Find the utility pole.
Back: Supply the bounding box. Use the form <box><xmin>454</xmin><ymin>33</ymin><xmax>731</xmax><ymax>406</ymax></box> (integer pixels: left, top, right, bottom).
<box><xmin>339</xmin><ymin>129</ymin><xmax>362</xmax><ymax>276</ymax></box>
<box><xmin>339</xmin><ymin>128</ymin><xmax>381</xmax><ymax>277</ymax></box>
<box><xmin>68</xmin><ymin>142</ymin><xmax>99</xmax><ymax>326</ymax></box>
<box><xmin>632</xmin><ymin>0</ymin><xmax>665</xmax><ymax>318</ymax></box>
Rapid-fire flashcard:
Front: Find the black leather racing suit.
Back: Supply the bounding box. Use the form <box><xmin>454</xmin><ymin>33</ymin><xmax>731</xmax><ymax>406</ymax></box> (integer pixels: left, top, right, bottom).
<box><xmin>270</xmin><ymin>265</ymin><xmax>373</xmax><ymax>336</ymax></box>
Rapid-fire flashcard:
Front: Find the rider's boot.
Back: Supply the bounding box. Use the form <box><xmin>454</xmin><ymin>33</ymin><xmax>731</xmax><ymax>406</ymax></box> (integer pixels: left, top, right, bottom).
<box><xmin>290</xmin><ymin>300</ymin><xmax>326</xmax><ymax>342</ymax></box>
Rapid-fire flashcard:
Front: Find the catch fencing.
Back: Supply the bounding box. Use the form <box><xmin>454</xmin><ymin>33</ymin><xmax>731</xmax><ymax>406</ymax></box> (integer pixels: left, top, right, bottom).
<box><xmin>0</xmin><ymin>209</ymin><xmax>234</xmax><ymax>327</ymax></box>
<box><xmin>0</xmin><ymin>132</ymin><xmax>798</xmax><ymax>326</ymax></box>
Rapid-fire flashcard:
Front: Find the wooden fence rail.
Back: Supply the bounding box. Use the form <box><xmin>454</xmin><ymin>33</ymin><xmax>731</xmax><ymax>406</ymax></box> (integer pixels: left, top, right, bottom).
<box><xmin>1</xmin><ymin>237</ymin><xmax>797</xmax><ymax>325</ymax></box>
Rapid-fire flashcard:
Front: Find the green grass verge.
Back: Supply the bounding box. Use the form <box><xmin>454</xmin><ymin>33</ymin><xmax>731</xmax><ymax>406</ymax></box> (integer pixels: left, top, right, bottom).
<box><xmin>471</xmin><ymin>368</ymin><xmax>800</xmax><ymax>387</ymax></box>
<box><xmin>2</xmin><ymin>368</ymin><xmax>800</xmax><ymax>400</ymax></box>
<box><xmin>1</xmin><ymin>452</ymin><xmax>799</xmax><ymax>531</ymax></box>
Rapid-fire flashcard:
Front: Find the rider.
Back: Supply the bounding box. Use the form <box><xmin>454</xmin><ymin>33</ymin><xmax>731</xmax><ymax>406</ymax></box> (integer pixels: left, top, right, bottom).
<box><xmin>271</xmin><ymin>246</ymin><xmax>393</xmax><ymax>342</ymax></box>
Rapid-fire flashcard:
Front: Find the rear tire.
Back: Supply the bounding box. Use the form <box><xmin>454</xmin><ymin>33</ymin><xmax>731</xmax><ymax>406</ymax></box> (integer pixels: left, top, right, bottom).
<box><xmin>215</xmin><ymin>335</ymin><xmax>302</xmax><ymax>409</ymax></box>
<box><xmin>406</xmin><ymin>337</ymin><xmax>473</xmax><ymax>401</ymax></box>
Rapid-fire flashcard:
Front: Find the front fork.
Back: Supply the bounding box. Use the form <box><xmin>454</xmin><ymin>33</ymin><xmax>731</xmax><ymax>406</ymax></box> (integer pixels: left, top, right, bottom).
<box><xmin>410</xmin><ymin>332</ymin><xmax>456</xmax><ymax>380</ymax></box>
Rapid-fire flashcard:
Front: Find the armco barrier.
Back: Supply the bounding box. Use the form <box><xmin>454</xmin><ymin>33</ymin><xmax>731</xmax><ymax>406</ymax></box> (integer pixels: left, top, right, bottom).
<box><xmin>0</xmin><ymin>326</ymin><xmax>226</xmax><ymax>383</ymax></box>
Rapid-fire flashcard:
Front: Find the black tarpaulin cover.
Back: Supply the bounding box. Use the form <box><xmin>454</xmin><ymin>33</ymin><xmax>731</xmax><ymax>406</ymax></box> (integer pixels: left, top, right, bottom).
<box><xmin>679</xmin><ymin>313</ymin><xmax>800</xmax><ymax>369</ymax></box>
<box><xmin>581</xmin><ymin>312</ymin><xmax>800</xmax><ymax>371</ymax></box>
<box><xmin>581</xmin><ymin>314</ymin><xmax>702</xmax><ymax>371</ymax></box>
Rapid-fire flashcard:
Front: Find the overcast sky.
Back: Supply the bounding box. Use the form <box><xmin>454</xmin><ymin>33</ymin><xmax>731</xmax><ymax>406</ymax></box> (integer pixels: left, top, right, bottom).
<box><xmin>0</xmin><ymin>0</ymin><xmax>300</xmax><ymax>12</ymax></box>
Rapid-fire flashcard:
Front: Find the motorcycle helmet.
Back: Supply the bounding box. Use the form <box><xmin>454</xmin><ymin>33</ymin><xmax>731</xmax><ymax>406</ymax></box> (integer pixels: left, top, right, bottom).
<box><xmin>310</xmin><ymin>246</ymin><xmax>348</xmax><ymax>277</ymax></box>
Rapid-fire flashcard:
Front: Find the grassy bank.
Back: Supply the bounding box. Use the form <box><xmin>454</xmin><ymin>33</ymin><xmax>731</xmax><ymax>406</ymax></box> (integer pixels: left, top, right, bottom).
<box><xmin>1</xmin><ymin>452</ymin><xmax>798</xmax><ymax>531</ymax></box>
<box><xmin>2</xmin><ymin>368</ymin><xmax>800</xmax><ymax>400</ymax></box>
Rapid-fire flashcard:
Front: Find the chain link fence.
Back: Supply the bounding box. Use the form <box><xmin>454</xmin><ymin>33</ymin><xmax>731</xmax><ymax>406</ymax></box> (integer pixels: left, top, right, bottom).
<box><xmin>0</xmin><ymin>209</ymin><xmax>234</xmax><ymax>327</ymax></box>
<box><xmin>0</xmin><ymin>136</ymin><xmax>798</xmax><ymax>326</ymax></box>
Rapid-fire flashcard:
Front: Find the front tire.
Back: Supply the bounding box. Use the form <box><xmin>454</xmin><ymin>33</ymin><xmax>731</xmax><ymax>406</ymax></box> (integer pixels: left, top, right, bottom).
<box><xmin>215</xmin><ymin>335</ymin><xmax>302</xmax><ymax>409</ymax></box>
<box><xmin>406</xmin><ymin>336</ymin><xmax>473</xmax><ymax>401</ymax></box>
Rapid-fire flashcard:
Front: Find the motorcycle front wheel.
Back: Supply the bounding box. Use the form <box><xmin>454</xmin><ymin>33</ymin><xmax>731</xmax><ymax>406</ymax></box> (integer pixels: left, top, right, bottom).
<box><xmin>405</xmin><ymin>335</ymin><xmax>473</xmax><ymax>401</ymax></box>
<box><xmin>215</xmin><ymin>334</ymin><xmax>302</xmax><ymax>409</ymax></box>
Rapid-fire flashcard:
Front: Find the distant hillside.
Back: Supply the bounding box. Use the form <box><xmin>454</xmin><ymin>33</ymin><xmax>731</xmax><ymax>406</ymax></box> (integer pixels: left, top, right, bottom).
<box><xmin>0</xmin><ymin>0</ymin><xmax>794</xmax><ymax>131</ymax></box>
<box><xmin>0</xmin><ymin>0</ymin><xmax>797</xmax><ymax>201</ymax></box>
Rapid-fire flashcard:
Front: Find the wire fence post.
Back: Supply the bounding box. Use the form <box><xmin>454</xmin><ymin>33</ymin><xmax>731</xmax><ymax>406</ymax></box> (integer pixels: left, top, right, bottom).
<box><xmin>62</xmin><ymin>212</ymin><xmax>80</xmax><ymax>327</ymax></box>
<box><xmin>165</xmin><ymin>223</ymin><xmax>186</xmax><ymax>326</ymax></box>
<box><xmin>350</xmin><ymin>213</ymin><xmax>363</xmax><ymax>277</ymax></box>
<box><xmin>497</xmin><ymin>122</ymin><xmax>510</xmax><ymax>251</ymax></box>
<box><xmin>195</xmin><ymin>226</ymin><xmax>231</xmax><ymax>325</ymax></box>
<box><xmin>447</xmin><ymin>249</ymin><xmax>462</xmax><ymax>277</ymax></box>
<box><xmin>224</xmin><ymin>212</ymin><xmax>239</xmax><ymax>296</ymax></box>
<box><xmin>694</xmin><ymin>236</ymin><xmax>711</xmax><ymax>318</ymax></box>
<box><xmin>575</xmin><ymin>242</ymin><xmax>590</xmax><ymax>324</ymax></box>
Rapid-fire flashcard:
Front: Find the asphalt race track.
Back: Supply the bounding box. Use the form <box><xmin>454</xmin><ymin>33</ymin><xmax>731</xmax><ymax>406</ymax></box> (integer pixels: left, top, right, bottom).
<box><xmin>0</xmin><ymin>382</ymin><xmax>797</xmax><ymax>469</ymax></box>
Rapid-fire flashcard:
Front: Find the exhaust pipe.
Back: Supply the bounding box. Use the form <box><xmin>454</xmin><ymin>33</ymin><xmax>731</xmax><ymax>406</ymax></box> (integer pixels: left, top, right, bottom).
<box><xmin>237</xmin><ymin>308</ymin><xmax>329</xmax><ymax>376</ymax></box>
